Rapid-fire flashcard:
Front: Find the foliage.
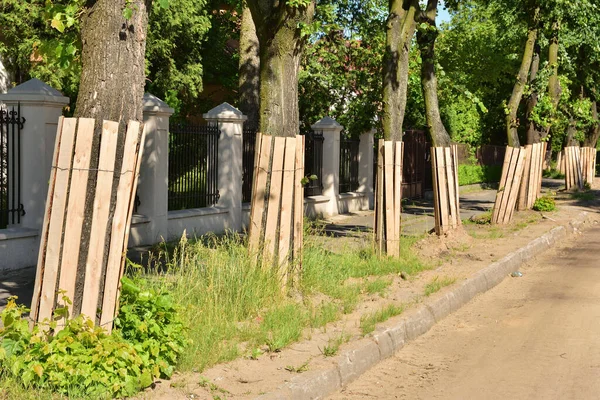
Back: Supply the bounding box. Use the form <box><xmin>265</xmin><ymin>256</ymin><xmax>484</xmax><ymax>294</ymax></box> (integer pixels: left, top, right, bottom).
<box><xmin>423</xmin><ymin>276</ymin><xmax>457</xmax><ymax>297</ymax></box>
<box><xmin>115</xmin><ymin>277</ymin><xmax>188</xmax><ymax>379</ymax></box>
<box><xmin>458</xmin><ymin>164</ymin><xmax>502</xmax><ymax>186</ymax></box>
<box><xmin>532</xmin><ymin>195</ymin><xmax>556</xmax><ymax>211</ymax></box>
<box><xmin>0</xmin><ymin>282</ymin><xmax>186</xmax><ymax>398</ymax></box>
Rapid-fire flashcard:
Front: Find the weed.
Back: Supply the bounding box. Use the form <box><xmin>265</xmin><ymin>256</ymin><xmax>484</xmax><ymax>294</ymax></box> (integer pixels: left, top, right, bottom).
<box><xmin>464</xmin><ymin>211</ymin><xmax>492</xmax><ymax>225</ymax></box>
<box><xmin>363</xmin><ymin>278</ymin><xmax>392</xmax><ymax>296</ymax></box>
<box><xmin>310</xmin><ymin>302</ymin><xmax>340</xmax><ymax>329</ymax></box>
<box><xmin>284</xmin><ymin>359</ymin><xmax>311</xmax><ymax>373</ymax></box>
<box><xmin>423</xmin><ymin>276</ymin><xmax>457</xmax><ymax>297</ymax></box>
<box><xmin>359</xmin><ymin>304</ymin><xmax>405</xmax><ymax>335</ymax></box>
<box><xmin>533</xmin><ymin>196</ymin><xmax>556</xmax><ymax>211</ymax></box>
<box><xmin>542</xmin><ymin>168</ymin><xmax>565</xmax><ymax>179</ymax></box>
<box><xmin>320</xmin><ymin>333</ymin><xmax>351</xmax><ymax>357</ymax></box>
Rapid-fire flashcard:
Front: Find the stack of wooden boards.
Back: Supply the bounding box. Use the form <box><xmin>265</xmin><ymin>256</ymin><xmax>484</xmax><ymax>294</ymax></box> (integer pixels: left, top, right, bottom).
<box><xmin>30</xmin><ymin>117</ymin><xmax>145</xmax><ymax>333</ymax></box>
<box><xmin>492</xmin><ymin>146</ymin><xmax>526</xmax><ymax>224</ymax></box>
<box><xmin>374</xmin><ymin>140</ymin><xmax>404</xmax><ymax>256</ymax></box>
<box><xmin>431</xmin><ymin>145</ymin><xmax>461</xmax><ymax>235</ymax></box>
<box><xmin>248</xmin><ymin>133</ymin><xmax>305</xmax><ymax>290</ymax></box>
<box><xmin>517</xmin><ymin>142</ymin><xmax>547</xmax><ymax>211</ymax></box>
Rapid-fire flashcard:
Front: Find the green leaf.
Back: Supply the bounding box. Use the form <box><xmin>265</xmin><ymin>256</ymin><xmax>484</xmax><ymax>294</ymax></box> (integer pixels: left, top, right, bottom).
<box><xmin>123</xmin><ymin>7</ymin><xmax>133</xmax><ymax>20</ymax></box>
<box><xmin>51</xmin><ymin>16</ymin><xmax>65</xmax><ymax>33</ymax></box>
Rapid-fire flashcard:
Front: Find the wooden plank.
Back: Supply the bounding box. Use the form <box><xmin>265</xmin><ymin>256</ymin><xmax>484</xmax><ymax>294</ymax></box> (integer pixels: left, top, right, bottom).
<box><xmin>436</xmin><ymin>148</ymin><xmax>449</xmax><ymax>234</ymax></box>
<box><xmin>430</xmin><ymin>146</ymin><xmax>441</xmax><ymax>234</ymax></box>
<box><xmin>557</xmin><ymin>150</ymin><xmax>563</xmax><ymax>174</ymax></box>
<box><xmin>292</xmin><ymin>135</ymin><xmax>305</xmax><ymax>271</ymax></box>
<box><xmin>499</xmin><ymin>147</ymin><xmax>519</xmax><ymax>223</ymax></box>
<box><xmin>31</xmin><ymin>117</ymin><xmax>66</xmax><ymax>322</ymax></box>
<box><xmin>444</xmin><ymin>147</ymin><xmax>458</xmax><ymax>228</ymax></box>
<box><xmin>393</xmin><ymin>141</ymin><xmax>403</xmax><ymax>252</ymax></box>
<box><xmin>106</xmin><ymin>123</ymin><xmax>147</xmax><ymax>331</ymax></box>
<box><xmin>575</xmin><ymin>146</ymin><xmax>583</xmax><ymax>189</ymax></box>
<box><xmin>522</xmin><ymin>145</ymin><xmax>533</xmax><ymax>209</ymax></box>
<box><xmin>537</xmin><ymin>142</ymin><xmax>547</xmax><ymax>198</ymax></box>
<box><xmin>492</xmin><ymin>146</ymin><xmax>512</xmax><ymax>224</ymax></box>
<box><xmin>384</xmin><ymin>141</ymin><xmax>396</xmax><ymax>254</ymax></box>
<box><xmin>528</xmin><ymin>144</ymin><xmax>538</xmax><ymax>208</ymax></box>
<box><xmin>452</xmin><ymin>145</ymin><xmax>461</xmax><ymax>226</ymax></box>
<box><xmin>504</xmin><ymin>148</ymin><xmax>526</xmax><ymax>224</ymax></box>
<box><xmin>36</xmin><ymin>118</ymin><xmax>77</xmax><ymax>323</ymax></box>
<box><xmin>263</xmin><ymin>137</ymin><xmax>285</xmax><ymax>263</ymax></box>
<box><xmin>565</xmin><ymin>147</ymin><xmax>571</xmax><ymax>189</ymax></box>
<box><xmin>277</xmin><ymin>137</ymin><xmax>297</xmax><ymax>283</ymax></box>
<box><xmin>375</xmin><ymin>140</ymin><xmax>385</xmax><ymax>253</ymax></box>
<box><xmin>248</xmin><ymin>133</ymin><xmax>270</xmax><ymax>252</ymax></box>
<box><xmin>80</xmin><ymin>120</ymin><xmax>119</xmax><ymax>320</ymax></box>
<box><xmin>57</xmin><ymin>118</ymin><xmax>95</xmax><ymax>321</ymax></box>
<box><xmin>100</xmin><ymin>121</ymin><xmax>142</xmax><ymax>330</ymax></box>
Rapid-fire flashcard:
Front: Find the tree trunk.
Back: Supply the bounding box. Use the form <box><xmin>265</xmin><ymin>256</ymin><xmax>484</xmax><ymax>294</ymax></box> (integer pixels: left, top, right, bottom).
<box><xmin>525</xmin><ymin>43</ymin><xmax>541</xmax><ymax>144</ymax></box>
<box><xmin>584</xmin><ymin>99</ymin><xmax>600</xmax><ymax>147</ymax></box>
<box><xmin>382</xmin><ymin>0</ymin><xmax>419</xmax><ymax>142</ymax></box>
<box><xmin>71</xmin><ymin>0</ymin><xmax>148</xmax><ymax>316</ymax></box>
<box><xmin>565</xmin><ymin>117</ymin><xmax>578</xmax><ymax>147</ymax></box>
<box><xmin>505</xmin><ymin>16</ymin><xmax>538</xmax><ymax>148</ymax></box>
<box><xmin>239</xmin><ymin>5</ymin><xmax>260</xmax><ymax>126</ymax></box>
<box><xmin>416</xmin><ymin>0</ymin><xmax>450</xmax><ymax>147</ymax></box>
<box><xmin>75</xmin><ymin>0</ymin><xmax>147</xmax><ymax>125</ymax></box>
<box><xmin>544</xmin><ymin>20</ymin><xmax>561</xmax><ymax>141</ymax></box>
<box><xmin>247</xmin><ymin>1</ymin><xmax>315</xmax><ymax>137</ymax></box>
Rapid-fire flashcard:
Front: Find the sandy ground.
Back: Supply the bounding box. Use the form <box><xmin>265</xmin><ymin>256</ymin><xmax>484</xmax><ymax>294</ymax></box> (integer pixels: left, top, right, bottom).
<box><xmin>328</xmin><ymin>224</ymin><xmax>600</xmax><ymax>400</ymax></box>
<box><xmin>135</xmin><ymin>183</ymin><xmax>600</xmax><ymax>400</ymax></box>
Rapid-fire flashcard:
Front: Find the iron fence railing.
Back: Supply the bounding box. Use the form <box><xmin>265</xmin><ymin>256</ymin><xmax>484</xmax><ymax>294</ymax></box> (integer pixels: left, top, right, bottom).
<box><xmin>1</xmin><ymin>104</ymin><xmax>25</xmax><ymax>229</ymax></box>
<box><xmin>304</xmin><ymin>130</ymin><xmax>324</xmax><ymax>197</ymax></box>
<box><xmin>339</xmin><ymin>134</ymin><xmax>360</xmax><ymax>193</ymax></box>
<box><xmin>242</xmin><ymin>124</ymin><xmax>258</xmax><ymax>203</ymax></box>
<box><xmin>168</xmin><ymin>123</ymin><xmax>220</xmax><ymax>211</ymax></box>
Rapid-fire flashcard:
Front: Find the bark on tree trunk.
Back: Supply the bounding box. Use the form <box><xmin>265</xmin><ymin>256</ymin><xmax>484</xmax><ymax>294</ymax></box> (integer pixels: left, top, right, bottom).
<box><xmin>525</xmin><ymin>44</ymin><xmax>541</xmax><ymax>144</ymax></box>
<box><xmin>239</xmin><ymin>5</ymin><xmax>260</xmax><ymax>126</ymax></box>
<box><xmin>544</xmin><ymin>20</ymin><xmax>561</xmax><ymax>141</ymax></box>
<box><xmin>505</xmin><ymin>17</ymin><xmax>538</xmax><ymax>148</ymax></box>
<box><xmin>247</xmin><ymin>1</ymin><xmax>315</xmax><ymax>137</ymax></box>
<box><xmin>75</xmin><ymin>0</ymin><xmax>147</xmax><ymax>125</ymax></box>
<box><xmin>416</xmin><ymin>0</ymin><xmax>451</xmax><ymax>147</ymax></box>
<box><xmin>382</xmin><ymin>0</ymin><xmax>419</xmax><ymax>142</ymax></box>
<box><xmin>565</xmin><ymin>117</ymin><xmax>578</xmax><ymax>147</ymax></box>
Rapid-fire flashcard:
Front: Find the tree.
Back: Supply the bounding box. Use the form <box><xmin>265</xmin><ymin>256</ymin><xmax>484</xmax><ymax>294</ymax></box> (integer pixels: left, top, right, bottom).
<box><xmin>239</xmin><ymin>4</ymin><xmax>261</xmax><ymax>125</ymax></box>
<box><xmin>246</xmin><ymin>0</ymin><xmax>315</xmax><ymax>136</ymax></box>
<box><xmin>382</xmin><ymin>0</ymin><xmax>419</xmax><ymax>141</ymax></box>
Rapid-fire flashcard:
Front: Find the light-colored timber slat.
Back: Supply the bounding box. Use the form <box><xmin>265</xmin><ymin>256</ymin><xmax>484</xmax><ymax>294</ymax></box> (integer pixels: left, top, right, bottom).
<box><xmin>57</xmin><ymin>118</ymin><xmax>95</xmax><ymax>320</ymax></box>
<box><xmin>503</xmin><ymin>148</ymin><xmax>525</xmax><ymax>224</ymax></box>
<box><xmin>277</xmin><ymin>137</ymin><xmax>297</xmax><ymax>282</ymax></box>
<box><xmin>383</xmin><ymin>142</ymin><xmax>395</xmax><ymax>255</ymax></box>
<box><xmin>493</xmin><ymin>146</ymin><xmax>512</xmax><ymax>223</ymax></box>
<box><xmin>444</xmin><ymin>147</ymin><xmax>458</xmax><ymax>228</ymax></box>
<box><xmin>36</xmin><ymin>118</ymin><xmax>78</xmax><ymax>323</ymax></box>
<box><xmin>30</xmin><ymin>117</ymin><xmax>66</xmax><ymax>322</ymax></box>
<box><xmin>248</xmin><ymin>133</ymin><xmax>270</xmax><ymax>252</ymax></box>
<box><xmin>81</xmin><ymin>120</ymin><xmax>120</xmax><ymax>320</ymax></box>
<box><xmin>263</xmin><ymin>137</ymin><xmax>285</xmax><ymax>263</ymax></box>
<box><xmin>292</xmin><ymin>135</ymin><xmax>305</xmax><ymax>273</ymax></box>
<box><xmin>100</xmin><ymin>121</ymin><xmax>143</xmax><ymax>330</ymax></box>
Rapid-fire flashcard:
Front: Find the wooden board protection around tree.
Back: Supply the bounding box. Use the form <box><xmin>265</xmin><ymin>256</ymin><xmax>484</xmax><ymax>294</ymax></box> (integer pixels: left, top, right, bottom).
<box><xmin>248</xmin><ymin>133</ymin><xmax>305</xmax><ymax>291</ymax></box>
<box><xmin>30</xmin><ymin>118</ymin><xmax>145</xmax><ymax>333</ymax></box>
<box><xmin>430</xmin><ymin>145</ymin><xmax>461</xmax><ymax>235</ymax></box>
<box><xmin>580</xmin><ymin>147</ymin><xmax>596</xmax><ymax>186</ymax></box>
<box><xmin>517</xmin><ymin>142</ymin><xmax>546</xmax><ymax>211</ymax></box>
<box><xmin>374</xmin><ymin>140</ymin><xmax>404</xmax><ymax>256</ymax></box>
<box><xmin>492</xmin><ymin>146</ymin><xmax>526</xmax><ymax>225</ymax></box>
<box><xmin>564</xmin><ymin>146</ymin><xmax>584</xmax><ymax>191</ymax></box>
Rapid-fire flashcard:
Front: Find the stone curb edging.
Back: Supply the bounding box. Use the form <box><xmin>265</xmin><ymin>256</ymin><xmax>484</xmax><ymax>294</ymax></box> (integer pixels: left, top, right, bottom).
<box><xmin>255</xmin><ymin>211</ymin><xmax>593</xmax><ymax>400</ymax></box>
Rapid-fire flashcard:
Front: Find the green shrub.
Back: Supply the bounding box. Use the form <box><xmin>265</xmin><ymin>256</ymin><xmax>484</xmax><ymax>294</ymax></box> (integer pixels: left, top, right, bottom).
<box><xmin>0</xmin><ymin>282</ymin><xmax>187</xmax><ymax>398</ymax></box>
<box><xmin>532</xmin><ymin>196</ymin><xmax>556</xmax><ymax>212</ymax></box>
<box><xmin>458</xmin><ymin>164</ymin><xmax>502</xmax><ymax>186</ymax></box>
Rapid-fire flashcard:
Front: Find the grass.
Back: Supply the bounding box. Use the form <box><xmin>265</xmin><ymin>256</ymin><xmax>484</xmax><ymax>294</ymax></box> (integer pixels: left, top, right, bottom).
<box><xmin>543</xmin><ymin>168</ymin><xmax>565</xmax><ymax>179</ymax></box>
<box><xmin>321</xmin><ymin>333</ymin><xmax>351</xmax><ymax>357</ymax></box>
<box><xmin>571</xmin><ymin>190</ymin><xmax>595</xmax><ymax>201</ymax></box>
<box><xmin>458</xmin><ymin>164</ymin><xmax>502</xmax><ymax>186</ymax></box>
<box><xmin>132</xmin><ymin>230</ymin><xmax>429</xmax><ymax>373</ymax></box>
<box><xmin>423</xmin><ymin>276</ymin><xmax>457</xmax><ymax>297</ymax></box>
<box><xmin>359</xmin><ymin>304</ymin><xmax>405</xmax><ymax>336</ymax></box>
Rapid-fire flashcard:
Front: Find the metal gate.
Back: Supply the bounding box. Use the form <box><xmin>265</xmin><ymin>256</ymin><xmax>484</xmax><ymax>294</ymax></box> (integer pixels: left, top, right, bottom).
<box><xmin>304</xmin><ymin>130</ymin><xmax>324</xmax><ymax>197</ymax></box>
<box><xmin>373</xmin><ymin>130</ymin><xmax>430</xmax><ymax>199</ymax></box>
<box><xmin>0</xmin><ymin>103</ymin><xmax>25</xmax><ymax>229</ymax></box>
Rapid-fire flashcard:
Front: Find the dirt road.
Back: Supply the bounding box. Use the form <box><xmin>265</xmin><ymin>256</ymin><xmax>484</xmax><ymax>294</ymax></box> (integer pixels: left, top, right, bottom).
<box><xmin>329</xmin><ymin>224</ymin><xmax>600</xmax><ymax>400</ymax></box>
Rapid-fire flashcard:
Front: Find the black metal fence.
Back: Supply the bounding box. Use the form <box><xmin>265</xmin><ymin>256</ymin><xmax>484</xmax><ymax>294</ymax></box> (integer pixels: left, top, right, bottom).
<box><xmin>242</xmin><ymin>124</ymin><xmax>258</xmax><ymax>203</ymax></box>
<box><xmin>304</xmin><ymin>130</ymin><xmax>324</xmax><ymax>197</ymax></box>
<box><xmin>1</xmin><ymin>104</ymin><xmax>25</xmax><ymax>229</ymax></box>
<box><xmin>339</xmin><ymin>134</ymin><xmax>360</xmax><ymax>193</ymax></box>
<box><xmin>168</xmin><ymin>123</ymin><xmax>220</xmax><ymax>211</ymax></box>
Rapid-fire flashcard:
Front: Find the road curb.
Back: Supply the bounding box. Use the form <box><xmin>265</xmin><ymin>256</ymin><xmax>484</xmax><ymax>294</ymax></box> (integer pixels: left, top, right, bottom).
<box><xmin>255</xmin><ymin>211</ymin><xmax>593</xmax><ymax>400</ymax></box>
